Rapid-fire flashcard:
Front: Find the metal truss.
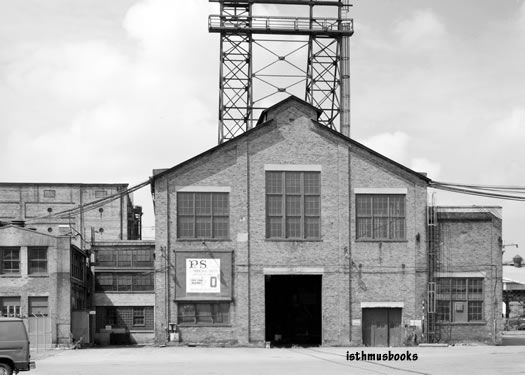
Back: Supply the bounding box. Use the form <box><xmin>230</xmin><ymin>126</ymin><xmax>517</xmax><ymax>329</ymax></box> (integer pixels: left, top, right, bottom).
<box><xmin>210</xmin><ymin>0</ymin><xmax>353</xmax><ymax>143</ymax></box>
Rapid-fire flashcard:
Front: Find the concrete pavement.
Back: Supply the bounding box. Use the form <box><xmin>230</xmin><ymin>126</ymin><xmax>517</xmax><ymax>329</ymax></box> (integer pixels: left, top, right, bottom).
<box><xmin>29</xmin><ymin>345</ymin><xmax>525</xmax><ymax>375</ymax></box>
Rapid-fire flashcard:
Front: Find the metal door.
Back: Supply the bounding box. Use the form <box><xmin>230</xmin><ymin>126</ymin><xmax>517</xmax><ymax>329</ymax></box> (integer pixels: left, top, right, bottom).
<box><xmin>362</xmin><ymin>308</ymin><xmax>402</xmax><ymax>347</ymax></box>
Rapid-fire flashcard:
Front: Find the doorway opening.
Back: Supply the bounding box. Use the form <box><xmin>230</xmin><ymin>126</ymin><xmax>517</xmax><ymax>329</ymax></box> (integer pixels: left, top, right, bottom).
<box><xmin>265</xmin><ymin>274</ymin><xmax>322</xmax><ymax>347</ymax></box>
<box><xmin>362</xmin><ymin>308</ymin><xmax>402</xmax><ymax>347</ymax></box>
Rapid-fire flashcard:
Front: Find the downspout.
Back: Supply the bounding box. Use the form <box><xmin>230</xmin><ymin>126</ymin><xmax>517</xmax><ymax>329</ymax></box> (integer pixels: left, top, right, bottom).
<box><xmin>166</xmin><ymin>177</ymin><xmax>171</xmax><ymax>341</ymax></box>
<box><xmin>246</xmin><ymin>139</ymin><xmax>252</xmax><ymax>343</ymax></box>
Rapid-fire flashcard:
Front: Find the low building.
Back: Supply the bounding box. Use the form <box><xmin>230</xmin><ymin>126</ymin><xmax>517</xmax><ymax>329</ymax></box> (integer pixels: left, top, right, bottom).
<box><xmin>0</xmin><ymin>224</ymin><xmax>90</xmax><ymax>346</ymax></box>
<box><xmin>433</xmin><ymin>207</ymin><xmax>503</xmax><ymax>343</ymax></box>
<box><xmin>92</xmin><ymin>240</ymin><xmax>155</xmax><ymax>345</ymax></box>
<box><xmin>503</xmin><ymin>255</ymin><xmax>525</xmax><ymax>322</ymax></box>
<box><xmin>150</xmin><ymin>96</ymin><xmax>503</xmax><ymax>346</ymax></box>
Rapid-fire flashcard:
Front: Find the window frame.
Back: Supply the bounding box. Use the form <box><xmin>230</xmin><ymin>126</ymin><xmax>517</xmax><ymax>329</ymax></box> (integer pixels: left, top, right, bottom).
<box><xmin>95</xmin><ymin>272</ymin><xmax>154</xmax><ymax>293</ymax></box>
<box><xmin>265</xmin><ymin>171</ymin><xmax>321</xmax><ymax>240</ymax></box>
<box><xmin>177</xmin><ymin>302</ymin><xmax>230</xmax><ymax>326</ymax></box>
<box><xmin>0</xmin><ymin>247</ymin><xmax>20</xmax><ymax>275</ymax></box>
<box><xmin>28</xmin><ymin>296</ymin><xmax>49</xmax><ymax>316</ymax></box>
<box><xmin>176</xmin><ymin>192</ymin><xmax>230</xmax><ymax>240</ymax></box>
<box><xmin>436</xmin><ymin>278</ymin><xmax>484</xmax><ymax>323</ymax></box>
<box><xmin>355</xmin><ymin>194</ymin><xmax>407</xmax><ymax>241</ymax></box>
<box><xmin>28</xmin><ymin>247</ymin><xmax>48</xmax><ymax>275</ymax></box>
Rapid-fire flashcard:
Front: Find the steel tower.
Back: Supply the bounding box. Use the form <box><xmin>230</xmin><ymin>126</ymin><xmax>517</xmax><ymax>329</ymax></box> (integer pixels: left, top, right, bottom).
<box><xmin>209</xmin><ymin>0</ymin><xmax>353</xmax><ymax>144</ymax></box>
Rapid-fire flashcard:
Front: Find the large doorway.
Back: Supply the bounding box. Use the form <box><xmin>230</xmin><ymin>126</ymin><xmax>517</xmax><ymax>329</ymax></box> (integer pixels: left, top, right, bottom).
<box><xmin>362</xmin><ymin>308</ymin><xmax>402</xmax><ymax>347</ymax></box>
<box><xmin>265</xmin><ymin>275</ymin><xmax>322</xmax><ymax>347</ymax></box>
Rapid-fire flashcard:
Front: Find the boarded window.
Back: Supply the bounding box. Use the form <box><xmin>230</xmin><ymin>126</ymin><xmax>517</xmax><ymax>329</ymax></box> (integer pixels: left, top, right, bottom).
<box><xmin>95</xmin><ymin>190</ymin><xmax>107</xmax><ymax>198</ymax></box>
<box><xmin>177</xmin><ymin>192</ymin><xmax>229</xmax><ymax>239</ymax></box>
<box><xmin>265</xmin><ymin>171</ymin><xmax>321</xmax><ymax>239</ymax></box>
<box><xmin>356</xmin><ymin>195</ymin><xmax>406</xmax><ymax>240</ymax></box>
<box><xmin>43</xmin><ymin>189</ymin><xmax>56</xmax><ymax>198</ymax></box>
<box><xmin>29</xmin><ymin>297</ymin><xmax>48</xmax><ymax>316</ymax></box>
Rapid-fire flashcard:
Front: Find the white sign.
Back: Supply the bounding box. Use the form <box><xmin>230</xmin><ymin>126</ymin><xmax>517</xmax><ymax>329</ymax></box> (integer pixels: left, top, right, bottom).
<box><xmin>186</xmin><ymin>258</ymin><xmax>221</xmax><ymax>293</ymax></box>
<box><xmin>352</xmin><ymin>319</ymin><xmax>361</xmax><ymax>326</ymax></box>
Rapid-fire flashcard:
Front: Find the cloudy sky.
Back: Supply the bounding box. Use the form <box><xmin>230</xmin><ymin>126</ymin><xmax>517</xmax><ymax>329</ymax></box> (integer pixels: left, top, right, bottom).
<box><xmin>1</xmin><ymin>0</ymin><xmax>524</xmax><ymax>259</ymax></box>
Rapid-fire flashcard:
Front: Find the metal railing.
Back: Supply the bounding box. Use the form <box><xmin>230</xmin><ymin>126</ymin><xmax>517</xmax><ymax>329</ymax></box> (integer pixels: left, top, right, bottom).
<box><xmin>209</xmin><ymin>15</ymin><xmax>353</xmax><ymax>36</ymax></box>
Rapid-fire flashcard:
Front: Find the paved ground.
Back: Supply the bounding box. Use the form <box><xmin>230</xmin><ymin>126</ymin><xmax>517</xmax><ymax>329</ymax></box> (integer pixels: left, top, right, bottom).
<box><xmin>28</xmin><ymin>345</ymin><xmax>525</xmax><ymax>375</ymax></box>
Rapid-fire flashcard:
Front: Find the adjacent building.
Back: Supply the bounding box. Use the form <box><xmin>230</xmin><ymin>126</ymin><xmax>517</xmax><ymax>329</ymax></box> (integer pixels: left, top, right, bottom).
<box><xmin>150</xmin><ymin>96</ymin><xmax>503</xmax><ymax>346</ymax></box>
<box><xmin>92</xmin><ymin>240</ymin><xmax>155</xmax><ymax>345</ymax></box>
<box><xmin>0</xmin><ymin>182</ymin><xmax>142</xmax><ymax>247</ymax></box>
<box><xmin>0</xmin><ymin>182</ymin><xmax>144</xmax><ymax>346</ymax></box>
<box><xmin>0</xmin><ymin>224</ymin><xmax>90</xmax><ymax>345</ymax></box>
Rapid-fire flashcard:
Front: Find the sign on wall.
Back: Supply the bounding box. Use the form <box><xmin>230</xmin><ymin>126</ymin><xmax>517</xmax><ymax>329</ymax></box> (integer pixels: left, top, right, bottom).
<box><xmin>186</xmin><ymin>258</ymin><xmax>221</xmax><ymax>293</ymax></box>
<box><xmin>175</xmin><ymin>251</ymin><xmax>232</xmax><ymax>301</ymax></box>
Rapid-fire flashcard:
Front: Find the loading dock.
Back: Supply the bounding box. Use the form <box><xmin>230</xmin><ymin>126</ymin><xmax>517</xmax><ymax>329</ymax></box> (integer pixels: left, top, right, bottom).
<box><xmin>362</xmin><ymin>308</ymin><xmax>402</xmax><ymax>346</ymax></box>
<box><xmin>265</xmin><ymin>275</ymin><xmax>322</xmax><ymax>347</ymax></box>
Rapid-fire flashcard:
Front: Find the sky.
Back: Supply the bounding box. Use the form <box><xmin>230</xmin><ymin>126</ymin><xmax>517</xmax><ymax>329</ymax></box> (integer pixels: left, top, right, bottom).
<box><xmin>1</xmin><ymin>0</ymin><xmax>524</xmax><ymax>260</ymax></box>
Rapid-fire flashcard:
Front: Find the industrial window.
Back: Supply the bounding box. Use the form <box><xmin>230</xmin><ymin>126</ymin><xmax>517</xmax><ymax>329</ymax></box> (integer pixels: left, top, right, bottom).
<box><xmin>356</xmin><ymin>194</ymin><xmax>406</xmax><ymax>240</ymax></box>
<box><xmin>436</xmin><ymin>278</ymin><xmax>484</xmax><ymax>322</ymax></box>
<box><xmin>177</xmin><ymin>302</ymin><xmax>230</xmax><ymax>325</ymax></box>
<box><xmin>0</xmin><ymin>297</ymin><xmax>21</xmax><ymax>317</ymax></box>
<box><xmin>95</xmin><ymin>273</ymin><xmax>154</xmax><ymax>292</ymax></box>
<box><xmin>71</xmin><ymin>251</ymin><xmax>85</xmax><ymax>281</ymax></box>
<box><xmin>28</xmin><ymin>297</ymin><xmax>48</xmax><ymax>316</ymax></box>
<box><xmin>71</xmin><ymin>285</ymin><xmax>86</xmax><ymax>310</ymax></box>
<box><xmin>28</xmin><ymin>247</ymin><xmax>47</xmax><ymax>274</ymax></box>
<box><xmin>177</xmin><ymin>192</ymin><xmax>229</xmax><ymax>239</ymax></box>
<box><xmin>43</xmin><ymin>189</ymin><xmax>56</xmax><ymax>198</ymax></box>
<box><xmin>96</xmin><ymin>249</ymin><xmax>154</xmax><ymax>268</ymax></box>
<box><xmin>265</xmin><ymin>171</ymin><xmax>321</xmax><ymax>239</ymax></box>
<box><xmin>96</xmin><ymin>306</ymin><xmax>154</xmax><ymax>331</ymax></box>
<box><xmin>133</xmin><ymin>307</ymin><xmax>145</xmax><ymax>326</ymax></box>
<box><xmin>0</xmin><ymin>247</ymin><xmax>20</xmax><ymax>274</ymax></box>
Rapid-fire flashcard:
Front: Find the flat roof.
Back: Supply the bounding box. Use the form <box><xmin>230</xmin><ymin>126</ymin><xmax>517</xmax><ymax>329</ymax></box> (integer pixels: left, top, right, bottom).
<box><xmin>0</xmin><ymin>182</ymin><xmax>129</xmax><ymax>187</ymax></box>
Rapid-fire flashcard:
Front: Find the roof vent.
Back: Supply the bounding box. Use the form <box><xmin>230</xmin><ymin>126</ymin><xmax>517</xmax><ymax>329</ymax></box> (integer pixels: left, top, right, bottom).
<box><xmin>513</xmin><ymin>254</ymin><xmax>523</xmax><ymax>268</ymax></box>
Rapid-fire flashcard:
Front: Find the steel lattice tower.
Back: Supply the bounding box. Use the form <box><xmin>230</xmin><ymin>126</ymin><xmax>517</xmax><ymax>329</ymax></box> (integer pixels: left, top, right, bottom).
<box><xmin>209</xmin><ymin>0</ymin><xmax>353</xmax><ymax>144</ymax></box>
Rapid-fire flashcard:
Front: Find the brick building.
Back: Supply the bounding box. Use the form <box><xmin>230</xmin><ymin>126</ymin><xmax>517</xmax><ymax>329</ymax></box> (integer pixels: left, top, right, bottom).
<box><xmin>433</xmin><ymin>207</ymin><xmax>503</xmax><ymax>343</ymax></box>
<box><xmin>150</xmin><ymin>96</ymin><xmax>502</xmax><ymax>346</ymax></box>
<box><xmin>92</xmin><ymin>240</ymin><xmax>155</xmax><ymax>345</ymax></box>
<box><xmin>0</xmin><ymin>182</ymin><xmax>144</xmax><ymax>346</ymax></box>
<box><xmin>0</xmin><ymin>224</ymin><xmax>90</xmax><ymax>345</ymax></box>
<box><xmin>0</xmin><ymin>182</ymin><xmax>142</xmax><ymax>247</ymax></box>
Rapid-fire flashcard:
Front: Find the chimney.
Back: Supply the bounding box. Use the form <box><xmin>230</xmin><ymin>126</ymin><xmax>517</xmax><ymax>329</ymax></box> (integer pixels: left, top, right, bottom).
<box><xmin>513</xmin><ymin>254</ymin><xmax>523</xmax><ymax>268</ymax></box>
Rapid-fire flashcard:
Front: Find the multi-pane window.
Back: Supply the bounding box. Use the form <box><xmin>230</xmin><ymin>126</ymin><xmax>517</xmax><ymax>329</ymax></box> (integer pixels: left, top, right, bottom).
<box><xmin>95</xmin><ymin>273</ymin><xmax>154</xmax><ymax>292</ymax></box>
<box><xmin>0</xmin><ymin>247</ymin><xmax>20</xmax><ymax>274</ymax></box>
<box><xmin>29</xmin><ymin>297</ymin><xmax>48</xmax><ymax>316</ymax></box>
<box><xmin>436</xmin><ymin>278</ymin><xmax>484</xmax><ymax>322</ymax></box>
<box><xmin>96</xmin><ymin>306</ymin><xmax>154</xmax><ymax>331</ymax></box>
<box><xmin>96</xmin><ymin>249</ymin><xmax>154</xmax><ymax>268</ymax></box>
<box><xmin>356</xmin><ymin>195</ymin><xmax>406</xmax><ymax>240</ymax></box>
<box><xmin>266</xmin><ymin>171</ymin><xmax>321</xmax><ymax>239</ymax></box>
<box><xmin>28</xmin><ymin>247</ymin><xmax>47</xmax><ymax>274</ymax></box>
<box><xmin>177</xmin><ymin>302</ymin><xmax>230</xmax><ymax>325</ymax></box>
<box><xmin>177</xmin><ymin>192</ymin><xmax>229</xmax><ymax>239</ymax></box>
<box><xmin>71</xmin><ymin>251</ymin><xmax>85</xmax><ymax>281</ymax></box>
<box><xmin>133</xmin><ymin>307</ymin><xmax>145</xmax><ymax>326</ymax></box>
<box><xmin>0</xmin><ymin>297</ymin><xmax>21</xmax><ymax>317</ymax></box>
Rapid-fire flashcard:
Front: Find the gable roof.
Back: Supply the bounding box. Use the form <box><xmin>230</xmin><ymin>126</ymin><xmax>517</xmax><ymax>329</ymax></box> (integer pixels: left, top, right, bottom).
<box><xmin>151</xmin><ymin>96</ymin><xmax>431</xmax><ymax>185</ymax></box>
<box><xmin>256</xmin><ymin>95</ymin><xmax>322</xmax><ymax>125</ymax></box>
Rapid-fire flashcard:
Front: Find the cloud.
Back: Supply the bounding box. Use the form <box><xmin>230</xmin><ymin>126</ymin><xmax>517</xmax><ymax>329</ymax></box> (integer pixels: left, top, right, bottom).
<box><xmin>489</xmin><ymin>108</ymin><xmax>525</xmax><ymax>140</ymax></box>
<box><xmin>361</xmin><ymin>131</ymin><xmax>409</xmax><ymax>163</ymax></box>
<box><xmin>410</xmin><ymin>158</ymin><xmax>441</xmax><ymax>180</ymax></box>
<box><xmin>394</xmin><ymin>9</ymin><xmax>446</xmax><ymax>49</ymax></box>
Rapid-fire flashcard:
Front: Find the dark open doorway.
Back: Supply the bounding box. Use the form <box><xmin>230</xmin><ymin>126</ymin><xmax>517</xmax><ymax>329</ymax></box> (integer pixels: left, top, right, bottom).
<box><xmin>265</xmin><ymin>274</ymin><xmax>322</xmax><ymax>347</ymax></box>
